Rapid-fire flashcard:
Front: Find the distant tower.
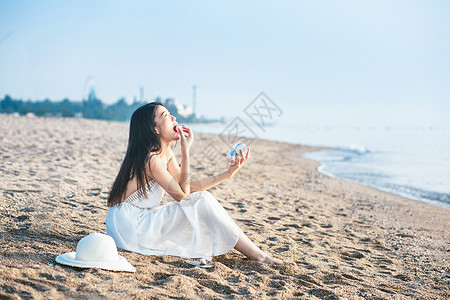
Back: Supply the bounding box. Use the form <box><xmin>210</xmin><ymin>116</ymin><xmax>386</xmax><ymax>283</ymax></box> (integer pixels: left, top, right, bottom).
<box><xmin>83</xmin><ymin>76</ymin><xmax>96</xmax><ymax>100</ymax></box>
<box><xmin>192</xmin><ymin>85</ymin><xmax>197</xmax><ymax>116</ymax></box>
<box><xmin>88</xmin><ymin>86</ymin><xmax>97</xmax><ymax>101</ymax></box>
<box><xmin>140</xmin><ymin>87</ymin><xmax>144</xmax><ymax>102</ymax></box>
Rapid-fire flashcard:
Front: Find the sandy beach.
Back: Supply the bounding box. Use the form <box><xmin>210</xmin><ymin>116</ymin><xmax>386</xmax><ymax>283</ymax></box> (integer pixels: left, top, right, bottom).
<box><xmin>0</xmin><ymin>114</ymin><xmax>449</xmax><ymax>299</ymax></box>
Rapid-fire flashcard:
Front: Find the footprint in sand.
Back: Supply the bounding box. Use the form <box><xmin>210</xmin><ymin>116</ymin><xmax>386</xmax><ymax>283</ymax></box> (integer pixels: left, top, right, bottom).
<box><xmin>393</xmin><ymin>274</ymin><xmax>410</xmax><ymax>281</ymax></box>
<box><xmin>341</xmin><ymin>250</ymin><xmax>365</xmax><ymax>260</ymax></box>
<box><xmin>61</xmin><ymin>201</ymin><xmax>77</xmax><ymax>208</ymax></box>
<box><xmin>152</xmin><ymin>272</ymin><xmax>173</xmax><ymax>281</ymax></box>
<box><xmin>320</xmin><ymin>223</ymin><xmax>333</xmax><ymax>228</ymax></box>
<box><xmin>276</xmin><ymin>227</ymin><xmax>290</xmax><ymax>232</ymax></box>
<box><xmin>301</xmin><ymin>222</ymin><xmax>313</xmax><ymax>228</ymax></box>
<box><xmin>39</xmin><ymin>273</ymin><xmax>66</xmax><ymax>282</ymax></box>
<box><xmin>273</xmin><ymin>246</ymin><xmax>290</xmax><ymax>252</ymax></box>
<box><xmin>1</xmin><ymin>285</ymin><xmax>31</xmax><ymax>298</ymax></box>
<box><xmin>323</xmin><ymin>273</ymin><xmax>347</xmax><ymax>285</ymax></box>
<box><xmin>236</xmin><ymin>219</ymin><xmax>259</xmax><ymax>228</ymax></box>
<box><xmin>20</xmin><ymin>207</ymin><xmax>35</xmax><ymax>213</ymax></box>
<box><xmin>14</xmin><ymin>277</ymin><xmax>50</xmax><ymax>293</ymax></box>
<box><xmin>284</xmin><ymin>224</ymin><xmax>301</xmax><ymax>229</ymax></box>
<box><xmin>342</xmin><ymin>273</ymin><xmax>362</xmax><ymax>281</ymax></box>
<box><xmin>87</xmin><ymin>191</ymin><xmax>101</xmax><ymax>197</ymax></box>
<box><xmin>15</xmin><ymin>215</ymin><xmax>30</xmax><ymax>222</ymax></box>
<box><xmin>371</xmin><ymin>255</ymin><xmax>393</xmax><ymax>264</ymax></box>
<box><xmin>197</xmin><ymin>279</ymin><xmax>235</xmax><ymax>295</ymax></box>
<box><xmin>231</xmin><ymin>201</ymin><xmax>245</xmax><ymax>208</ymax></box>
<box><xmin>294</xmin><ymin>237</ymin><xmax>315</xmax><ymax>247</ymax></box>
<box><xmin>268</xmin><ymin>279</ymin><xmax>286</xmax><ymax>289</ymax></box>
<box><xmin>295</xmin><ymin>274</ymin><xmax>318</xmax><ymax>286</ymax></box>
<box><xmin>308</xmin><ymin>288</ymin><xmax>338</xmax><ymax>299</ymax></box>
<box><xmin>63</xmin><ymin>179</ymin><xmax>78</xmax><ymax>184</ymax></box>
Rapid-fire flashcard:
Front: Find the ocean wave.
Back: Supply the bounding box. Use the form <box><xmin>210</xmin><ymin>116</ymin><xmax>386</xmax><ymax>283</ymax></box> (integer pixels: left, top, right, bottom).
<box><xmin>303</xmin><ymin>147</ymin><xmax>450</xmax><ymax>210</ymax></box>
<box><xmin>304</xmin><ymin>145</ymin><xmax>370</xmax><ymax>163</ymax></box>
<box><xmin>347</xmin><ymin>144</ymin><xmax>370</xmax><ymax>154</ymax></box>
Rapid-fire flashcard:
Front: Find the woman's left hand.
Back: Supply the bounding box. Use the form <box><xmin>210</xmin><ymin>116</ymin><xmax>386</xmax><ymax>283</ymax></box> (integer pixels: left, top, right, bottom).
<box><xmin>227</xmin><ymin>148</ymin><xmax>250</xmax><ymax>178</ymax></box>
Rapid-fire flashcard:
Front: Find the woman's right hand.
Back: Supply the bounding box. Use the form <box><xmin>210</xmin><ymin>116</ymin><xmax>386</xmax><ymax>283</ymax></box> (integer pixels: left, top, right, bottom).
<box><xmin>178</xmin><ymin>125</ymin><xmax>194</xmax><ymax>152</ymax></box>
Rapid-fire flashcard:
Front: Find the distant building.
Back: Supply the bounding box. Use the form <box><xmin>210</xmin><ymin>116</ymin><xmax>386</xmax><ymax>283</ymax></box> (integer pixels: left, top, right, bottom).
<box><xmin>175</xmin><ymin>102</ymin><xmax>194</xmax><ymax>118</ymax></box>
<box><xmin>164</xmin><ymin>98</ymin><xmax>195</xmax><ymax>119</ymax></box>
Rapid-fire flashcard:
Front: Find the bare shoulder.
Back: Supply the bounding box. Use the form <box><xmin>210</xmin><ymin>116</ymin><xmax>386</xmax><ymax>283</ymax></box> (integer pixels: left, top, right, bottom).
<box><xmin>145</xmin><ymin>153</ymin><xmax>166</xmax><ymax>176</ymax></box>
<box><xmin>148</xmin><ymin>153</ymin><xmax>164</xmax><ymax>166</ymax></box>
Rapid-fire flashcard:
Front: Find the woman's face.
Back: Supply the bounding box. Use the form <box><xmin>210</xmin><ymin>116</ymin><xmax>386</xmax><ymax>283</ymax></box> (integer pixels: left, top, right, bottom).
<box><xmin>154</xmin><ymin>105</ymin><xmax>179</xmax><ymax>141</ymax></box>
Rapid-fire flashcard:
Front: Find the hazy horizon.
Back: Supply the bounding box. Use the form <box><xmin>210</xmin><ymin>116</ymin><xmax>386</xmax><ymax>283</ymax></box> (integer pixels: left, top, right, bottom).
<box><xmin>1</xmin><ymin>0</ymin><xmax>449</xmax><ymax>126</ymax></box>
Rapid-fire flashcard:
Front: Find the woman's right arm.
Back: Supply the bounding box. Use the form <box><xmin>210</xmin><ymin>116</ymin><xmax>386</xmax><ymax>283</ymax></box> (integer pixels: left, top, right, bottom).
<box><xmin>149</xmin><ymin>125</ymin><xmax>193</xmax><ymax>201</ymax></box>
<box><xmin>177</xmin><ymin>125</ymin><xmax>193</xmax><ymax>199</ymax></box>
<box><xmin>178</xmin><ymin>147</ymin><xmax>190</xmax><ymax>199</ymax></box>
<box><xmin>148</xmin><ymin>154</ymin><xmax>190</xmax><ymax>201</ymax></box>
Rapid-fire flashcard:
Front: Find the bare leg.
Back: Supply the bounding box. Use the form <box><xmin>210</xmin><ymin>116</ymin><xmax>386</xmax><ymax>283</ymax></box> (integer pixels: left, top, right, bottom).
<box><xmin>233</xmin><ymin>231</ymin><xmax>292</xmax><ymax>265</ymax></box>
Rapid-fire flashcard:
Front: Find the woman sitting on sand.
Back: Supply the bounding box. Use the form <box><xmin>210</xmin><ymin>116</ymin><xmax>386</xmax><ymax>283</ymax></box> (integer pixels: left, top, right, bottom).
<box><xmin>106</xmin><ymin>102</ymin><xmax>292</xmax><ymax>265</ymax></box>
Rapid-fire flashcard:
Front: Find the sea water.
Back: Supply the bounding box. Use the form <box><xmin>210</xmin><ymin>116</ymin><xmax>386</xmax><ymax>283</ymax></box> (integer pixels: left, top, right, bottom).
<box><xmin>188</xmin><ymin>120</ymin><xmax>450</xmax><ymax>210</ymax></box>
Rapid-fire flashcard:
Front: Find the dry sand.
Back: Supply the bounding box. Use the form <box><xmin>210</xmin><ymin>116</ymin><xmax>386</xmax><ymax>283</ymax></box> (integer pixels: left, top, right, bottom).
<box><xmin>0</xmin><ymin>114</ymin><xmax>449</xmax><ymax>299</ymax></box>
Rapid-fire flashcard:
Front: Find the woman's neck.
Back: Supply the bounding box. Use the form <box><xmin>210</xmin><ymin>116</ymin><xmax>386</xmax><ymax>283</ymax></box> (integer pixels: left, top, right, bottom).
<box><xmin>159</xmin><ymin>139</ymin><xmax>171</xmax><ymax>158</ymax></box>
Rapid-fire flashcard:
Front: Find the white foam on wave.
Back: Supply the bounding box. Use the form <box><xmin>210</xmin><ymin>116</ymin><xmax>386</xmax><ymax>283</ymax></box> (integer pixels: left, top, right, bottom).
<box><xmin>348</xmin><ymin>144</ymin><xmax>369</xmax><ymax>154</ymax></box>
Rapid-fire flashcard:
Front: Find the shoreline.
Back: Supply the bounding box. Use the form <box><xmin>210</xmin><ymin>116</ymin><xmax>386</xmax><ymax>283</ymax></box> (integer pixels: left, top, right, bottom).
<box><xmin>304</xmin><ymin>151</ymin><xmax>450</xmax><ymax>211</ymax></box>
<box><xmin>1</xmin><ymin>115</ymin><xmax>449</xmax><ymax>298</ymax></box>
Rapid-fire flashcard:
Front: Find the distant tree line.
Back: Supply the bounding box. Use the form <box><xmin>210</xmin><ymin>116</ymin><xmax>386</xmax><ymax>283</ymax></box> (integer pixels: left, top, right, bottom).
<box><xmin>0</xmin><ymin>95</ymin><xmax>221</xmax><ymax>123</ymax></box>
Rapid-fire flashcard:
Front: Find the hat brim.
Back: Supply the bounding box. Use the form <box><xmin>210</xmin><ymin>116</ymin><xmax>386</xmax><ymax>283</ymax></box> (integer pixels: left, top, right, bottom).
<box><xmin>55</xmin><ymin>252</ymin><xmax>136</xmax><ymax>273</ymax></box>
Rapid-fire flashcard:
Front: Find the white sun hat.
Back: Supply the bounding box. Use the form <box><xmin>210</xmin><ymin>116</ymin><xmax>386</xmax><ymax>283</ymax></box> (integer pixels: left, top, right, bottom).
<box><xmin>55</xmin><ymin>232</ymin><xmax>136</xmax><ymax>272</ymax></box>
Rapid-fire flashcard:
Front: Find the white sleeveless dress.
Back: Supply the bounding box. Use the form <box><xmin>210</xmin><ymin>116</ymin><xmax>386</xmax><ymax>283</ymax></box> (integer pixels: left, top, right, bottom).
<box><xmin>106</xmin><ymin>156</ymin><xmax>243</xmax><ymax>259</ymax></box>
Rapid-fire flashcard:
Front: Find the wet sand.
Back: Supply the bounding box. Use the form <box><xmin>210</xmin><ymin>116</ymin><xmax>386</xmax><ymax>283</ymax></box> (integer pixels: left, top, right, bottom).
<box><xmin>0</xmin><ymin>114</ymin><xmax>449</xmax><ymax>299</ymax></box>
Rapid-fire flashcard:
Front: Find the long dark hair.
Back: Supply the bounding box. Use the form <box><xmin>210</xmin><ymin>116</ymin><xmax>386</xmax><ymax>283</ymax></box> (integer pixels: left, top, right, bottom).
<box><xmin>107</xmin><ymin>102</ymin><xmax>164</xmax><ymax>207</ymax></box>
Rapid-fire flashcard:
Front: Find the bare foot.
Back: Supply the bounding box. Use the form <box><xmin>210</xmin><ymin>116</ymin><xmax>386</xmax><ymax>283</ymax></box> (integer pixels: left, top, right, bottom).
<box><xmin>260</xmin><ymin>254</ymin><xmax>296</xmax><ymax>266</ymax></box>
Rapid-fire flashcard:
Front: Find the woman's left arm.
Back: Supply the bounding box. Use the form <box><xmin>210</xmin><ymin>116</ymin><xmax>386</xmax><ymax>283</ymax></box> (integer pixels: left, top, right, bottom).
<box><xmin>191</xmin><ymin>148</ymin><xmax>250</xmax><ymax>192</ymax></box>
<box><xmin>190</xmin><ymin>171</ymin><xmax>231</xmax><ymax>192</ymax></box>
<box><xmin>168</xmin><ymin>147</ymin><xmax>250</xmax><ymax>193</ymax></box>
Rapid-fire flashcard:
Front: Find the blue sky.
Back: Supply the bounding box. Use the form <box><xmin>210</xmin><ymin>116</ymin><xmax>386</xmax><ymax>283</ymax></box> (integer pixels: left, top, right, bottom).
<box><xmin>1</xmin><ymin>0</ymin><xmax>449</xmax><ymax>125</ymax></box>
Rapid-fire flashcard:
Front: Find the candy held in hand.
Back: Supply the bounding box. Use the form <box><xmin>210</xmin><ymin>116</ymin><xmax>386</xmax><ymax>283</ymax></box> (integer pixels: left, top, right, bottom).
<box><xmin>173</xmin><ymin>125</ymin><xmax>189</xmax><ymax>136</ymax></box>
<box><xmin>226</xmin><ymin>142</ymin><xmax>248</xmax><ymax>163</ymax></box>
